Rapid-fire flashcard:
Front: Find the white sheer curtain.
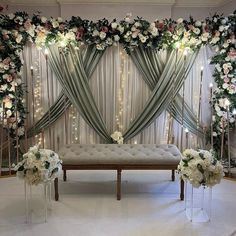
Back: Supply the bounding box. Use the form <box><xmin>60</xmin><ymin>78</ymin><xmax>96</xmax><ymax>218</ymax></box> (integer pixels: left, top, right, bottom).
<box><xmin>22</xmin><ymin>43</ymin><xmax>213</xmax><ymax>151</ymax></box>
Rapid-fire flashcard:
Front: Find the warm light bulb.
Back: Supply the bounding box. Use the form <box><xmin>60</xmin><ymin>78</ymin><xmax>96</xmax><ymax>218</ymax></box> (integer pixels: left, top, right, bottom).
<box><xmin>175</xmin><ymin>42</ymin><xmax>181</xmax><ymax>49</ymax></box>
<box><xmin>200</xmin><ymin>66</ymin><xmax>204</xmax><ymax>71</ymax></box>
<box><xmin>30</xmin><ymin>66</ymin><xmax>34</xmax><ymax>70</ymax></box>
<box><xmin>209</xmin><ymin>83</ymin><xmax>213</xmax><ymax>88</ymax></box>
<box><xmin>44</xmin><ymin>48</ymin><xmax>49</xmax><ymax>55</ymax></box>
<box><xmin>183</xmin><ymin>49</ymin><xmax>188</xmax><ymax>56</ymax></box>
<box><xmin>233</xmin><ymin>109</ymin><xmax>236</xmax><ymax>115</ymax></box>
<box><xmin>184</xmin><ymin>128</ymin><xmax>189</xmax><ymax>133</ymax></box>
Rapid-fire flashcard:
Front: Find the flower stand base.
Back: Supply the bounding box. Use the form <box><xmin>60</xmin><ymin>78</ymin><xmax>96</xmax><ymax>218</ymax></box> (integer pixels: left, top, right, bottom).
<box><xmin>185</xmin><ymin>182</ymin><xmax>212</xmax><ymax>223</ymax></box>
<box><xmin>24</xmin><ymin>181</ymin><xmax>52</xmax><ymax>223</ymax></box>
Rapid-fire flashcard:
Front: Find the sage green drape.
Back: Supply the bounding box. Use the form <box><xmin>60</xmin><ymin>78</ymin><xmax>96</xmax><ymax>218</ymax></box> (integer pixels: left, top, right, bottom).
<box><xmin>123</xmin><ymin>47</ymin><xmax>198</xmax><ymax>141</ymax></box>
<box><xmin>48</xmin><ymin>45</ymin><xmax>112</xmax><ymax>143</ymax></box>
<box><xmin>27</xmin><ymin>92</ymin><xmax>70</xmax><ymax>137</ymax></box>
<box><xmin>128</xmin><ymin>46</ymin><xmax>202</xmax><ymax>136</ymax></box>
<box><xmin>27</xmin><ymin>45</ymin><xmax>108</xmax><ymax>139</ymax></box>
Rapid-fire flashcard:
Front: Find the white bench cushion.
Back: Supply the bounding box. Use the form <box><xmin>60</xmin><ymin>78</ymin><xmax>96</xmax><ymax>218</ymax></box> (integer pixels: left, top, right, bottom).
<box><xmin>59</xmin><ymin>144</ymin><xmax>181</xmax><ymax>165</ymax></box>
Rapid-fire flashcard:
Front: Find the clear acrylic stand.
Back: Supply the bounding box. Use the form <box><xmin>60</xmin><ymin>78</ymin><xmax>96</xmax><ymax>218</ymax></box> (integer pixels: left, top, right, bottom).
<box><xmin>24</xmin><ymin>180</ymin><xmax>52</xmax><ymax>223</ymax></box>
<box><xmin>185</xmin><ymin>181</ymin><xmax>212</xmax><ymax>222</ymax></box>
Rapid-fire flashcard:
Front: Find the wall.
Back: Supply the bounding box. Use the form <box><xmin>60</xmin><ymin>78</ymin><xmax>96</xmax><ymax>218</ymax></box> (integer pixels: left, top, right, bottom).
<box><xmin>1</xmin><ymin>1</ymin><xmax>236</xmax><ymax>20</ymax></box>
<box><xmin>220</xmin><ymin>0</ymin><xmax>236</xmax><ymax>15</ymax></box>
<box><xmin>60</xmin><ymin>3</ymin><xmax>171</xmax><ymax>21</ymax></box>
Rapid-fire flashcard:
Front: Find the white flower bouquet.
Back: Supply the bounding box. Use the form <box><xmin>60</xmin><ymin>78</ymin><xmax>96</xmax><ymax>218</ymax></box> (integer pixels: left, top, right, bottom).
<box><xmin>111</xmin><ymin>131</ymin><xmax>124</xmax><ymax>144</ymax></box>
<box><xmin>13</xmin><ymin>145</ymin><xmax>62</xmax><ymax>185</ymax></box>
<box><xmin>178</xmin><ymin>149</ymin><xmax>224</xmax><ymax>188</ymax></box>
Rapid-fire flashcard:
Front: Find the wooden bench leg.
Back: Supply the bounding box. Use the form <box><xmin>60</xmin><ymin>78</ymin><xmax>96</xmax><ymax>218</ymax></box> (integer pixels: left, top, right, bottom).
<box><xmin>54</xmin><ymin>177</ymin><xmax>59</xmax><ymax>201</ymax></box>
<box><xmin>63</xmin><ymin>169</ymin><xmax>67</xmax><ymax>182</ymax></box>
<box><xmin>180</xmin><ymin>179</ymin><xmax>184</xmax><ymax>201</ymax></box>
<box><xmin>117</xmin><ymin>169</ymin><xmax>122</xmax><ymax>200</ymax></box>
<box><xmin>171</xmin><ymin>170</ymin><xmax>175</xmax><ymax>181</ymax></box>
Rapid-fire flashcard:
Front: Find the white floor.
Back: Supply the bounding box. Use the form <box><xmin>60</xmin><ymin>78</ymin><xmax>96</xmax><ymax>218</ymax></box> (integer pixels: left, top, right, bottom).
<box><xmin>0</xmin><ymin>170</ymin><xmax>236</xmax><ymax>236</ymax></box>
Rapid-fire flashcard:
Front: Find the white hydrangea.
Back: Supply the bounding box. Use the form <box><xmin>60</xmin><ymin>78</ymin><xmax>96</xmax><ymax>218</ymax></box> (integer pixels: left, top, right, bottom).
<box><xmin>178</xmin><ymin>149</ymin><xmax>224</xmax><ymax>188</ymax></box>
<box><xmin>14</xmin><ymin>145</ymin><xmax>62</xmax><ymax>185</ymax></box>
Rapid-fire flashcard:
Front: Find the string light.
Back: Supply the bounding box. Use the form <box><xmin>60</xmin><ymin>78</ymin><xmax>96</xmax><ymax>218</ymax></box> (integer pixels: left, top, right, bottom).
<box><xmin>184</xmin><ymin>128</ymin><xmax>189</xmax><ymax>133</ymax></box>
<box><xmin>117</xmin><ymin>49</ymin><xmax>126</xmax><ymax>131</ymax></box>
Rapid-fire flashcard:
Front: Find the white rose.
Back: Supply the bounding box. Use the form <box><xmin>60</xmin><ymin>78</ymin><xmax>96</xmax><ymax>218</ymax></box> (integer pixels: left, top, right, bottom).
<box><xmin>193</xmin><ymin>28</ymin><xmax>200</xmax><ymax>35</ymax></box>
<box><xmin>99</xmin><ymin>31</ymin><xmax>106</xmax><ymax>40</ymax></box>
<box><xmin>223</xmin><ymin>83</ymin><xmax>229</xmax><ymax>89</ymax></box>
<box><xmin>41</xmin><ymin>16</ymin><xmax>47</xmax><ymax>23</ymax></box>
<box><xmin>195</xmin><ymin>21</ymin><xmax>202</xmax><ymax>27</ymax></box>
<box><xmin>219</xmin><ymin>25</ymin><xmax>224</xmax><ymax>32</ymax></box>
<box><xmin>151</xmin><ymin>28</ymin><xmax>158</xmax><ymax>36</ymax></box>
<box><xmin>52</xmin><ymin>21</ymin><xmax>59</xmax><ymax>28</ymax></box>
<box><xmin>8</xmin><ymin>13</ymin><xmax>15</xmax><ymax>20</ymax></box>
<box><xmin>134</xmin><ymin>22</ymin><xmax>141</xmax><ymax>27</ymax></box>
<box><xmin>177</xmin><ymin>18</ymin><xmax>183</xmax><ymax>24</ymax></box>
<box><xmin>118</xmin><ymin>25</ymin><xmax>124</xmax><ymax>34</ymax></box>
<box><xmin>111</xmin><ymin>131</ymin><xmax>122</xmax><ymax>141</ymax></box>
<box><xmin>173</xmin><ymin>35</ymin><xmax>178</xmax><ymax>40</ymax></box>
<box><xmin>92</xmin><ymin>30</ymin><xmax>99</xmax><ymax>36</ymax></box>
<box><xmin>57</xmin><ymin>17</ymin><xmax>63</xmax><ymax>23</ymax></box>
<box><xmin>114</xmin><ymin>35</ymin><xmax>120</xmax><ymax>41</ymax></box>
<box><xmin>221</xmin><ymin>19</ymin><xmax>227</xmax><ymax>24</ymax></box>
<box><xmin>16</xmin><ymin>34</ymin><xmax>23</xmax><ymax>43</ymax></box>
<box><xmin>65</xmin><ymin>32</ymin><xmax>75</xmax><ymax>41</ymax></box>
<box><xmin>223</xmin><ymin>42</ymin><xmax>229</xmax><ymax>48</ymax></box>
<box><xmin>211</xmin><ymin>37</ymin><xmax>220</xmax><ymax>44</ymax></box>
<box><xmin>111</xmin><ymin>22</ymin><xmax>118</xmax><ymax>29</ymax></box>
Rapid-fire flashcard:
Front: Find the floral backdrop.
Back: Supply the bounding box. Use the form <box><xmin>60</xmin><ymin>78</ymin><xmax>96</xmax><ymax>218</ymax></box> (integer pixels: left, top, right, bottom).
<box><xmin>0</xmin><ymin>10</ymin><xmax>236</xmax><ymax>154</ymax></box>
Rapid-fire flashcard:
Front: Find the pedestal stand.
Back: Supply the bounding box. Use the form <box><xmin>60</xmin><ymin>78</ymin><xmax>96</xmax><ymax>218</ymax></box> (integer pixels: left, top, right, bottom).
<box><xmin>24</xmin><ymin>180</ymin><xmax>52</xmax><ymax>223</ymax></box>
<box><xmin>185</xmin><ymin>181</ymin><xmax>212</xmax><ymax>222</ymax></box>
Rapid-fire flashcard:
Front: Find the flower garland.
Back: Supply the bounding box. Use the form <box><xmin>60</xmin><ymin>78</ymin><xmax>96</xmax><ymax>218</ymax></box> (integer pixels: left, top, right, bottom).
<box><xmin>0</xmin><ymin>11</ymin><xmax>236</xmax><ymax>154</ymax></box>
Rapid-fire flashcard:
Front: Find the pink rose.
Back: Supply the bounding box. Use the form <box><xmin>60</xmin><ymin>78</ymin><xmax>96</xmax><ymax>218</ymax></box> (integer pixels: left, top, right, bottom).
<box><xmin>215</xmin><ymin>31</ymin><xmax>220</xmax><ymax>37</ymax></box>
<box><xmin>24</xmin><ymin>19</ymin><xmax>32</xmax><ymax>30</ymax></box>
<box><xmin>59</xmin><ymin>24</ymin><xmax>65</xmax><ymax>31</ymax></box>
<box><xmin>101</xmin><ymin>26</ymin><xmax>108</xmax><ymax>33</ymax></box>
<box><xmin>224</xmin><ymin>77</ymin><xmax>230</xmax><ymax>83</ymax></box>
<box><xmin>188</xmin><ymin>25</ymin><xmax>194</xmax><ymax>30</ymax></box>
<box><xmin>224</xmin><ymin>68</ymin><xmax>229</xmax><ymax>75</ymax></box>
<box><xmin>155</xmin><ymin>21</ymin><xmax>164</xmax><ymax>31</ymax></box>
<box><xmin>3</xmin><ymin>34</ymin><xmax>9</xmax><ymax>40</ymax></box>
<box><xmin>76</xmin><ymin>27</ymin><xmax>84</xmax><ymax>40</ymax></box>
<box><xmin>3</xmin><ymin>57</ymin><xmax>11</xmax><ymax>64</ymax></box>
<box><xmin>228</xmin><ymin>48</ymin><xmax>236</xmax><ymax>58</ymax></box>
<box><xmin>168</xmin><ymin>25</ymin><xmax>175</xmax><ymax>33</ymax></box>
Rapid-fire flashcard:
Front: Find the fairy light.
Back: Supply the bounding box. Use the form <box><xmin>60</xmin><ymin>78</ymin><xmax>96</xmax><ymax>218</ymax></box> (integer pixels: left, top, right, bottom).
<box><xmin>184</xmin><ymin>128</ymin><xmax>189</xmax><ymax>133</ymax></box>
<box><xmin>70</xmin><ymin>105</ymin><xmax>79</xmax><ymax>143</ymax></box>
<box><xmin>32</xmin><ymin>56</ymin><xmax>43</xmax><ymax>146</ymax></box>
<box><xmin>117</xmin><ymin>49</ymin><xmax>126</xmax><ymax>131</ymax></box>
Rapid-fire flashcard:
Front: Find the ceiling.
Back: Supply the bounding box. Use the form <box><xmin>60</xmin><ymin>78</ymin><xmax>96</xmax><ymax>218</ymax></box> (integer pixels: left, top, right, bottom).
<box><xmin>0</xmin><ymin>0</ymin><xmax>233</xmax><ymax>7</ymax></box>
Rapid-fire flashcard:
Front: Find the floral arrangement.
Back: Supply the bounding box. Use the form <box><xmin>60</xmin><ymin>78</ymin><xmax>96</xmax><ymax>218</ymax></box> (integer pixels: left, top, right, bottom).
<box><xmin>13</xmin><ymin>145</ymin><xmax>62</xmax><ymax>185</ymax></box>
<box><xmin>111</xmin><ymin>131</ymin><xmax>124</xmax><ymax>144</ymax></box>
<box><xmin>178</xmin><ymin>149</ymin><xmax>224</xmax><ymax>188</ymax></box>
<box><xmin>0</xmin><ymin>10</ymin><xmax>236</xmax><ymax>154</ymax></box>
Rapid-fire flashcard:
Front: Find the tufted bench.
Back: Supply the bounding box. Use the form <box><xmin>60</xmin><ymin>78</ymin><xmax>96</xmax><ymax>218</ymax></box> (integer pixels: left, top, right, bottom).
<box><xmin>54</xmin><ymin>144</ymin><xmax>184</xmax><ymax>201</ymax></box>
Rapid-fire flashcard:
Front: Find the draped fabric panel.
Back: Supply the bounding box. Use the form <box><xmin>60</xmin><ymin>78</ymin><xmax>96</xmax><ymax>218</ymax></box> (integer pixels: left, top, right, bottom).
<box><xmin>129</xmin><ymin>46</ymin><xmax>202</xmax><ymax>136</ymax></box>
<box><xmin>48</xmin><ymin>45</ymin><xmax>112</xmax><ymax>143</ymax></box>
<box><xmin>123</xmin><ymin>48</ymin><xmax>198</xmax><ymax>141</ymax></box>
<box><xmin>22</xmin><ymin>44</ymin><xmax>212</xmax><ymax>150</ymax></box>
